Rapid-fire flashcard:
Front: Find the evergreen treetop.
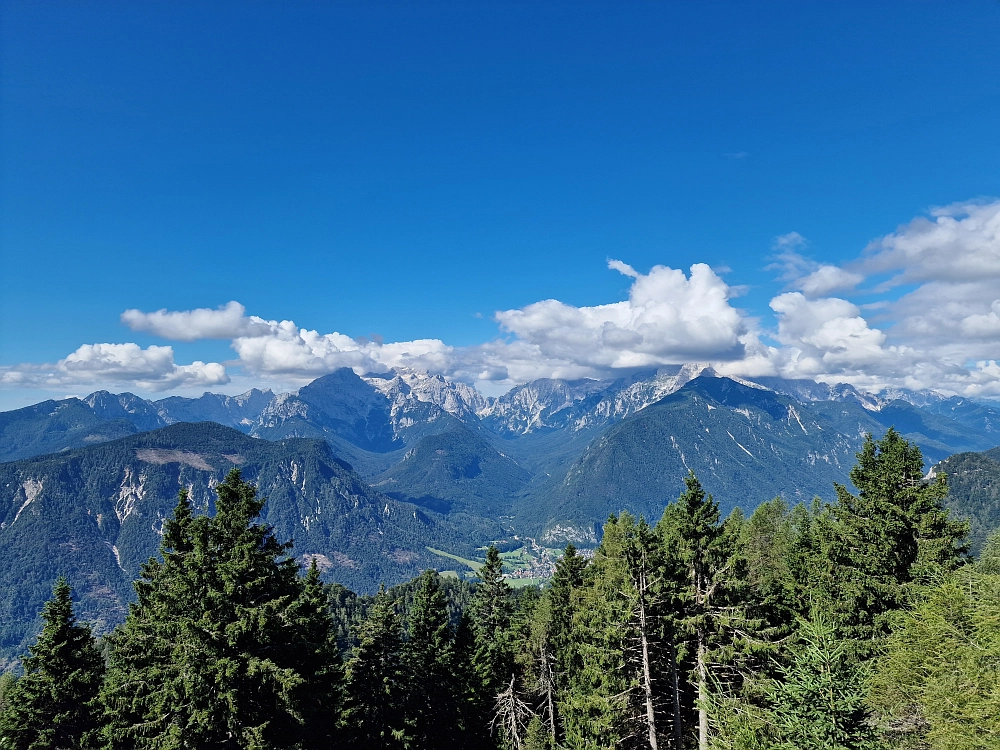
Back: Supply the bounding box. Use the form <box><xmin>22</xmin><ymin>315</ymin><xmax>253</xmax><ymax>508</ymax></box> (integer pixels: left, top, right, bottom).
<box><xmin>0</xmin><ymin>578</ymin><xmax>105</xmax><ymax>750</ymax></box>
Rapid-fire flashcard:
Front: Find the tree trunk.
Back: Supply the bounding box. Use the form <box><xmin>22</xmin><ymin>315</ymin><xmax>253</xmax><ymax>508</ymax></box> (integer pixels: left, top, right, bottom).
<box><xmin>697</xmin><ymin>634</ymin><xmax>708</xmax><ymax>750</ymax></box>
<box><xmin>669</xmin><ymin>640</ymin><xmax>683</xmax><ymax>750</ymax></box>
<box><xmin>540</xmin><ymin>640</ymin><xmax>557</xmax><ymax>747</ymax></box>
<box><xmin>638</xmin><ymin>572</ymin><xmax>659</xmax><ymax>750</ymax></box>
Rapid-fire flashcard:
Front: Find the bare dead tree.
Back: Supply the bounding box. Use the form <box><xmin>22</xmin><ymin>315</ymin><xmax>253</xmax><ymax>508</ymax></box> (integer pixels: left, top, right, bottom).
<box><xmin>493</xmin><ymin>674</ymin><xmax>533</xmax><ymax>750</ymax></box>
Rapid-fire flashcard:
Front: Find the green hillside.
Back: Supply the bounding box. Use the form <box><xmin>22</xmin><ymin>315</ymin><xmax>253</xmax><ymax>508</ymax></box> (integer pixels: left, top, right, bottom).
<box><xmin>935</xmin><ymin>446</ymin><xmax>1000</xmax><ymax>554</ymax></box>
<box><xmin>0</xmin><ymin>422</ymin><xmax>502</xmax><ymax>663</ymax></box>
<box><xmin>373</xmin><ymin>422</ymin><xmax>531</xmax><ymax>518</ymax></box>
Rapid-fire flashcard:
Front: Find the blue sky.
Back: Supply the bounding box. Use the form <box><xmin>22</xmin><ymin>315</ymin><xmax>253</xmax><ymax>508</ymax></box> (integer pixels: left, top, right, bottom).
<box><xmin>2</xmin><ymin>1</ymin><xmax>1000</xmax><ymax>408</ymax></box>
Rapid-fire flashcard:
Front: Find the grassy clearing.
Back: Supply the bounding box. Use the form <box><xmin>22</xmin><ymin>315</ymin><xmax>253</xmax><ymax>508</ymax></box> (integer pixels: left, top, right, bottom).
<box><xmin>508</xmin><ymin>577</ymin><xmax>545</xmax><ymax>589</ymax></box>
<box><xmin>426</xmin><ymin>547</ymin><xmax>483</xmax><ymax>574</ymax></box>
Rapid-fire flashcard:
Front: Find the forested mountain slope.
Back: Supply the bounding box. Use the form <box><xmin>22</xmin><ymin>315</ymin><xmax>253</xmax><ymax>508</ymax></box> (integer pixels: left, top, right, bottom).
<box><xmin>3</xmin><ymin>368</ymin><xmax>1000</xmax><ymax>552</ymax></box>
<box><xmin>525</xmin><ymin>375</ymin><xmax>1000</xmax><ymax>539</ymax></box>
<box><xmin>0</xmin><ymin>422</ymin><xmax>500</xmax><ymax>662</ymax></box>
<box><xmin>934</xmin><ymin>445</ymin><xmax>1000</xmax><ymax>554</ymax></box>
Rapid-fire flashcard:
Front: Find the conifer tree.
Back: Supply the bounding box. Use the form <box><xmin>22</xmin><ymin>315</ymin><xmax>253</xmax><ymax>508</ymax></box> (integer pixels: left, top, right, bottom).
<box><xmin>562</xmin><ymin>513</ymin><xmax>668</xmax><ymax>749</ymax></box>
<box><xmin>523</xmin><ymin>715</ymin><xmax>552</xmax><ymax>750</ymax></box>
<box><xmin>470</xmin><ymin>547</ymin><xmax>515</xmax><ymax>714</ymax></box>
<box><xmin>344</xmin><ymin>586</ymin><xmax>407</xmax><ymax>749</ymax></box>
<box><xmin>827</xmin><ymin>430</ymin><xmax>968</xmax><ymax>650</ymax></box>
<box><xmin>767</xmin><ymin>615</ymin><xmax>878</xmax><ymax>750</ymax></box>
<box><xmin>100</xmin><ymin>470</ymin><xmax>345</xmax><ymax>749</ymax></box>
<box><xmin>657</xmin><ymin>472</ymin><xmax>735</xmax><ymax>750</ymax></box>
<box><xmin>402</xmin><ymin>570</ymin><xmax>461</xmax><ymax>749</ymax></box>
<box><xmin>978</xmin><ymin>527</ymin><xmax>1000</xmax><ymax>575</ymax></box>
<box><xmin>869</xmin><ymin>566</ymin><xmax>1000</xmax><ymax>748</ymax></box>
<box><xmin>0</xmin><ymin>578</ymin><xmax>105</xmax><ymax>750</ymax></box>
<box><xmin>287</xmin><ymin>560</ymin><xmax>347</xmax><ymax>748</ymax></box>
<box><xmin>547</xmin><ymin>543</ymin><xmax>586</xmax><ymax>682</ymax></box>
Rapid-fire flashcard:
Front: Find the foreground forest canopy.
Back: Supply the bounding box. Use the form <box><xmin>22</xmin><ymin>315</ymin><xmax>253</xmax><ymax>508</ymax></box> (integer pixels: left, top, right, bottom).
<box><xmin>0</xmin><ymin>429</ymin><xmax>997</xmax><ymax>749</ymax></box>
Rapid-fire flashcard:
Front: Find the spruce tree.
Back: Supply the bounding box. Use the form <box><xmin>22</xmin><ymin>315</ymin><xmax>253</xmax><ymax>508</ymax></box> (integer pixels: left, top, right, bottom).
<box><xmin>100</xmin><ymin>470</ymin><xmax>345</xmax><ymax>749</ymax></box>
<box><xmin>523</xmin><ymin>715</ymin><xmax>552</xmax><ymax>750</ymax></box>
<box><xmin>657</xmin><ymin>471</ymin><xmax>733</xmax><ymax>750</ymax></box>
<box><xmin>767</xmin><ymin>615</ymin><xmax>878</xmax><ymax>750</ymax></box>
<box><xmin>344</xmin><ymin>586</ymin><xmax>407</xmax><ymax>749</ymax></box>
<box><xmin>287</xmin><ymin>560</ymin><xmax>347</xmax><ymax>748</ymax></box>
<box><xmin>402</xmin><ymin>570</ymin><xmax>461</xmax><ymax>749</ymax></box>
<box><xmin>562</xmin><ymin>513</ymin><xmax>668</xmax><ymax>750</ymax></box>
<box><xmin>547</xmin><ymin>543</ymin><xmax>586</xmax><ymax>683</ymax></box>
<box><xmin>0</xmin><ymin>578</ymin><xmax>104</xmax><ymax>750</ymax></box>
<box><xmin>470</xmin><ymin>546</ymin><xmax>515</xmax><ymax>711</ymax></box>
<box><xmin>827</xmin><ymin>430</ymin><xmax>968</xmax><ymax>649</ymax></box>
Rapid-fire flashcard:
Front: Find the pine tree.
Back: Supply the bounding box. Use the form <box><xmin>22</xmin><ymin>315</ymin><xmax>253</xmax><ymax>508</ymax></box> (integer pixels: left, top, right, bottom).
<box><xmin>767</xmin><ymin>614</ymin><xmax>879</xmax><ymax>750</ymax></box>
<box><xmin>402</xmin><ymin>570</ymin><xmax>461</xmax><ymax>749</ymax></box>
<box><xmin>657</xmin><ymin>471</ymin><xmax>734</xmax><ymax>750</ymax></box>
<box><xmin>0</xmin><ymin>578</ymin><xmax>105</xmax><ymax>750</ymax></box>
<box><xmin>344</xmin><ymin>585</ymin><xmax>407</xmax><ymax>749</ymax></box>
<box><xmin>100</xmin><ymin>470</ymin><xmax>345</xmax><ymax>749</ymax></box>
<box><xmin>470</xmin><ymin>547</ymin><xmax>515</xmax><ymax>725</ymax></box>
<box><xmin>827</xmin><ymin>430</ymin><xmax>968</xmax><ymax>650</ymax></box>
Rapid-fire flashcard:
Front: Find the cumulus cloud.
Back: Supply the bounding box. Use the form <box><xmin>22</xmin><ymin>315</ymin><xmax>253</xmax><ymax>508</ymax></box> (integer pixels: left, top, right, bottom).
<box><xmin>6</xmin><ymin>199</ymin><xmax>1000</xmax><ymax>401</ymax></box>
<box><xmin>768</xmin><ymin>293</ymin><xmax>910</xmax><ymax>379</ymax></box>
<box><xmin>769</xmin><ymin>239</ymin><xmax>863</xmax><ymax>298</ymax></box>
<box><xmin>121</xmin><ymin>301</ymin><xmax>271</xmax><ymax>341</ymax></box>
<box><xmin>0</xmin><ymin>343</ymin><xmax>229</xmax><ymax>392</ymax></box>
<box><xmin>495</xmin><ymin>262</ymin><xmax>746</xmax><ymax>370</ymax></box>
<box><xmin>111</xmin><ymin>261</ymin><xmax>750</xmax><ymax>390</ymax></box>
<box><xmin>862</xmin><ymin>200</ymin><xmax>1000</xmax><ymax>286</ymax></box>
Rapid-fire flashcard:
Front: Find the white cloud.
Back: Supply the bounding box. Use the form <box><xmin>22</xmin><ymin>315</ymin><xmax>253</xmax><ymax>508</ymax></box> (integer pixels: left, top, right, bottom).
<box><xmin>113</xmin><ymin>261</ymin><xmax>749</xmax><ymax>389</ymax></box>
<box><xmin>495</xmin><ymin>262</ymin><xmax>746</xmax><ymax>370</ymax></box>
<box><xmin>6</xmin><ymin>200</ymin><xmax>1000</xmax><ymax>402</ymax></box>
<box><xmin>121</xmin><ymin>301</ymin><xmax>271</xmax><ymax>341</ymax></box>
<box><xmin>0</xmin><ymin>343</ymin><xmax>229</xmax><ymax>392</ymax></box>
<box><xmin>769</xmin><ymin>241</ymin><xmax>863</xmax><ymax>298</ymax></box>
<box><xmin>796</xmin><ymin>265</ymin><xmax>864</xmax><ymax>297</ymax></box>
<box><xmin>607</xmin><ymin>258</ymin><xmax>640</xmax><ymax>278</ymax></box>
<box><xmin>774</xmin><ymin>231</ymin><xmax>807</xmax><ymax>250</ymax></box>
<box><xmin>862</xmin><ymin>200</ymin><xmax>1000</xmax><ymax>286</ymax></box>
<box><xmin>769</xmin><ymin>293</ymin><xmax>907</xmax><ymax>379</ymax></box>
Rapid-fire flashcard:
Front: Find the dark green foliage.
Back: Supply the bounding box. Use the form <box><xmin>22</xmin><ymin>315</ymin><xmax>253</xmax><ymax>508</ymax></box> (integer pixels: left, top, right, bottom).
<box><xmin>657</xmin><ymin>472</ymin><xmax>739</xmax><ymax>749</ymax></box>
<box><xmin>289</xmin><ymin>561</ymin><xmax>347</xmax><ymax>748</ymax></box>
<box><xmin>561</xmin><ymin>512</ymin><xmax>669</xmax><ymax>748</ymax></box>
<box><xmin>470</xmin><ymin>547</ymin><xmax>515</xmax><ymax>701</ymax></box>
<box><xmin>547</xmin><ymin>543</ymin><xmax>586</xmax><ymax>682</ymax></box>
<box><xmin>825</xmin><ymin>430</ymin><xmax>968</xmax><ymax>648</ymax></box>
<box><xmin>0</xmin><ymin>579</ymin><xmax>105</xmax><ymax>750</ymax></box>
<box><xmin>934</xmin><ymin>447</ymin><xmax>1000</xmax><ymax>555</ymax></box>
<box><xmin>401</xmin><ymin>570</ymin><xmax>464</xmax><ymax>749</ymax></box>
<box><xmin>99</xmin><ymin>470</ymin><xmax>346</xmax><ymax>748</ymax></box>
<box><xmin>344</xmin><ymin>586</ymin><xmax>407</xmax><ymax>748</ymax></box>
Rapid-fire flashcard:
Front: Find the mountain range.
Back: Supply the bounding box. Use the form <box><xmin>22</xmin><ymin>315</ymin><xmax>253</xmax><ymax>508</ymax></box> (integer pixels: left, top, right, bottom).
<box><xmin>2</xmin><ymin>365</ymin><xmax>1000</xmax><ymax>659</ymax></box>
